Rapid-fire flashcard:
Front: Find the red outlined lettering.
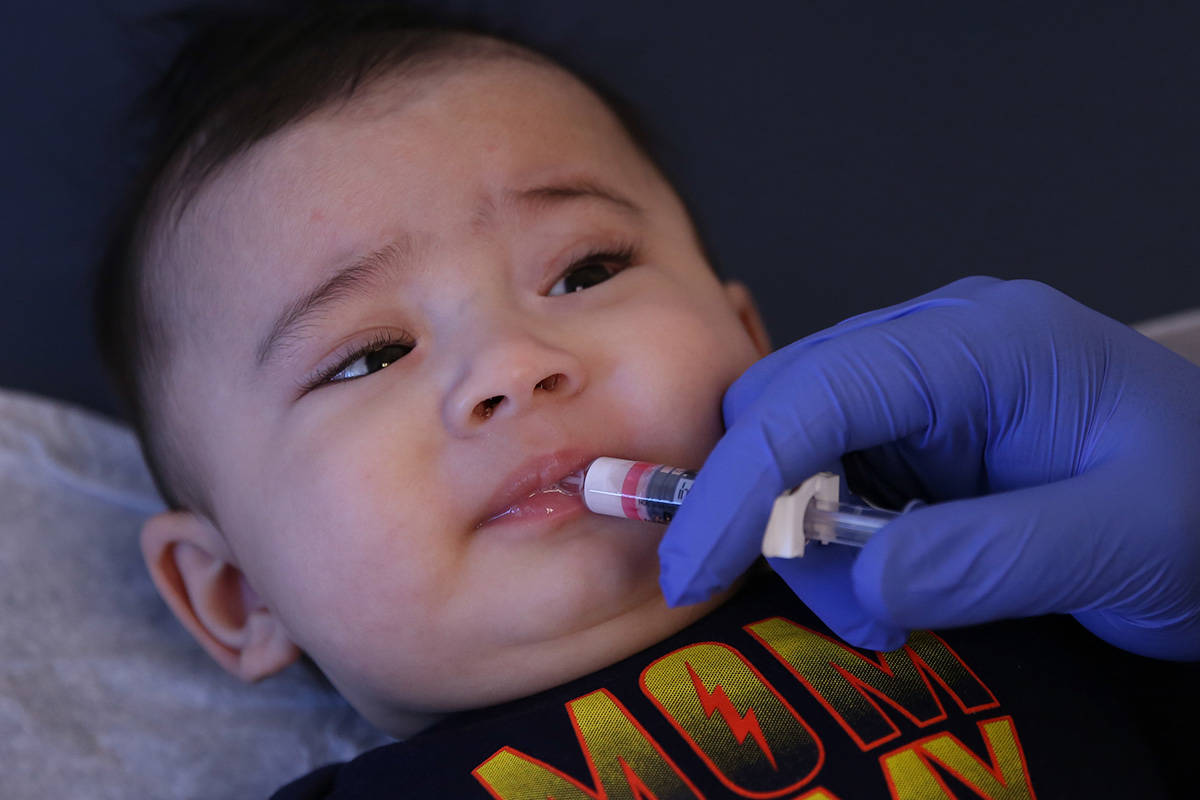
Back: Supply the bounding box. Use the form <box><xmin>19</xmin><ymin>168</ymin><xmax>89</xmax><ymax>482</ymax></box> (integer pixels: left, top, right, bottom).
<box><xmin>474</xmin><ymin>746</ymin><xmax>600</xmax><ymax>800</ymax></box>
<box><xmin>473</xmin><ymin>688</ymin><xmax>702</xmax><ymax>800</ymax></box>
<box><xmin>879</xmin><ymin>716</ymin><xmax>1036</xmax><ymax>800</ymax></box>
<box><xmin>747</xmin><ymin>619</ymin><xmax>997</xmax><ymax>752</ymax></box>
<box><xmin>640</xmin><ymin>642</ymin><xmax>824</xmax><ymax>798</ymax></box>
<box><xmin>794</xmin><ymin>790</ymin><xmax>843</xmax><ymax>800</ymax></box>
<box><xmin>905</xmin><ymin>632</ymin><xmax>998</xmax><ymax>716</ymax></box>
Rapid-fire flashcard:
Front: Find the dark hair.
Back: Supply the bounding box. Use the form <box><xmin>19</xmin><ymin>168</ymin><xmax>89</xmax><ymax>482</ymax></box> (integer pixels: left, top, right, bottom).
<box><xmin>93</xmin><ymin>2</ymin><xmax>697</xmax><ymax>510</ymax></box>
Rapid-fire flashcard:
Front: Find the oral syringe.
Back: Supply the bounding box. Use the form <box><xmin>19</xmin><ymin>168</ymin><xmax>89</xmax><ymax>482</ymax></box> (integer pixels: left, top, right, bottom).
<box><xmin>556</xmin><ymin>457</ymin><xmax>906</xmax><ymax>557</ymax></box>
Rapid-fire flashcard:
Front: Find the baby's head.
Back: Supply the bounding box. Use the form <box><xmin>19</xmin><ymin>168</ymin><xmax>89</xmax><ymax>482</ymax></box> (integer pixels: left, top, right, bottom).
<box><xmin>97</xmin><ymin>4</ymin><xmax>770</xmax><ymax>736</ymax></box>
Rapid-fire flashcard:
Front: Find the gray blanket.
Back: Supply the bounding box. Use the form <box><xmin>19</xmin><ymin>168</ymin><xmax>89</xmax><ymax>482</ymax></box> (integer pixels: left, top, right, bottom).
<box><xmin>0</xmin><ymin>390</ymin><xmax>388</xmax><ymax>799</ymax></box>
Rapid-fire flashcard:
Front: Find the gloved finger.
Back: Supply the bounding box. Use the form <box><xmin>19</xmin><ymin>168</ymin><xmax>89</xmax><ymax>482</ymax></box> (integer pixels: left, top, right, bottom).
<box><xmin>721</xmin><ymin>276</ymin><xmax>1004</xmax><ymax>425</ymax></box>
<box><xmin>659</xmin><ymin>311</ymin><xmax>983</xmax><ymax>606</ymax></box>
<box><xmin>769</xmin><ymin>545</ymin><xmax>910</xmax><ymax>651</ymax></box>
<box><xmin>849</xmin><ymin>466</ymin><xmax>1200</xmax><ymax>658</ymax></box>
<box><xmin>657</xmin><ymin>416</ymin><xmax>794</xmax><ymax>605</ymax></box>
<box><xmin>1072</xmin><ymin>606</ymin><xmax>1200</xmax><ymax>662</ymax></box>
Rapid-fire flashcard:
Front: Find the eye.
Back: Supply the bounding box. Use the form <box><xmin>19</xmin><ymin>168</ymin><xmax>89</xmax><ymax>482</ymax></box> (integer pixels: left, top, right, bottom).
<box><xmin>301</xmin><ymin>331</ymin><xmax>416</xmax><ymax>392</ymax></box>
<box><xmin>547</xmin><ymin>244</ymin><xmax>637</xmax><ymax>297</ymax></box>
<box><xmin>329</xmin><ymin>341</ymin><xmax>413</xmax><ymax>383</ymax></box>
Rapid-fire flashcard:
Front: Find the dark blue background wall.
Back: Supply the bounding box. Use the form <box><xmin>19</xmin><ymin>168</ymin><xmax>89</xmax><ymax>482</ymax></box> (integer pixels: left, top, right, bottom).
<box><xmin>3</xmin><ymin>1</ymin><xmax>1198</xmax><ymax>418</ymax></box>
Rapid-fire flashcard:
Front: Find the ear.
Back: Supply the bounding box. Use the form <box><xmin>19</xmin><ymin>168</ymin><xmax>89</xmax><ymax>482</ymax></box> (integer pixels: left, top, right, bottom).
<box><xmin>722</xmin><ymin>280</ymin><xmax>772</xmax><ymax>357</ymax></box>
<box><xmin>140</xmin><ymin>510</ymin><xmax>300</xmax><ymax>682</ymax></box>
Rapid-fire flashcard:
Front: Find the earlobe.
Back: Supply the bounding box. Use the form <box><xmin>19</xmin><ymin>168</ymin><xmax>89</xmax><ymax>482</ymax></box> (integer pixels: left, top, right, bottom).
<box><xmin>722</xmin><ymin>280</ymin><xmax>772</xmax><ymax>357</ymax></box>
<box><xmin>140</xmin><ymin>511</ymin><xmax>300</xmax><ymax>682</ymax></box>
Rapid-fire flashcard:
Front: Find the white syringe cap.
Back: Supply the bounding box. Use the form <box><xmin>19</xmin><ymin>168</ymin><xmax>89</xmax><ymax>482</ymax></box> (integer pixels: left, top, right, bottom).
<box><xmin>581</xmin><ymin>456</ymin><xmax>639</xmax><ymax>518</ymax></box>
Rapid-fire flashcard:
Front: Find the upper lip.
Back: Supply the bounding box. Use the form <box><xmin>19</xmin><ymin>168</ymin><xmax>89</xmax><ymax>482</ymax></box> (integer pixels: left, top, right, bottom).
<box><xmin>478</xmin><ymin>449</ymin><xmax>594</xmax><ymax>527</ymax></box>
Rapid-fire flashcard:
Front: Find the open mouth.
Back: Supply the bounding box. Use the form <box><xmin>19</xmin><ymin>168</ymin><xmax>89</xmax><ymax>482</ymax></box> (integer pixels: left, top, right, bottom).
<box><xmin>478</xmin><ymin>482</ymin><xmax>586</xmax><ymax>527</ymax></box>
<box><xmin>475</xmin><ymin>450</ymin><xmax>594</xmax><ymax>530</ymax></box>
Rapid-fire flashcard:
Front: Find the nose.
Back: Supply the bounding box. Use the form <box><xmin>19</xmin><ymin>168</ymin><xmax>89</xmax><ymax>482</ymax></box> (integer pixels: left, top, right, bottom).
<box><xmin>443</xmin><ymin>325</ymin><xmax>585</xmax><ymax>434</ymax></box>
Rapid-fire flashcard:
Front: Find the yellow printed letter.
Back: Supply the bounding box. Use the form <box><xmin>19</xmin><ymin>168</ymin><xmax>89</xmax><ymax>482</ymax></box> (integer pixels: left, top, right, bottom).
<box><xmin>748</xmin><ymin>620</ymin><xmax>997</xmax><ymax>750</ymax></box>
<box><xmin>473</xmin><ymin>689</ymin><xmax>701</xmax><ymax>800</ymax></box>
<box><xmin>879</xmin><ymin>717</ymin><xmax>1035</xmax><ymax>800</ymax></box>
<box><xmin>641</xmin><ymin>642</ymin><xmax>824</xmax><ymax>797</ymax></box>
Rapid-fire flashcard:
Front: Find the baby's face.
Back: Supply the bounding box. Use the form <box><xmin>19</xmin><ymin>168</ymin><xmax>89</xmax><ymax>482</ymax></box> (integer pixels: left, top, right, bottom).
<box><xmin>156</xmin><ymin>58</ymin><xmax>768</xmax><ymax>733</ymax></box>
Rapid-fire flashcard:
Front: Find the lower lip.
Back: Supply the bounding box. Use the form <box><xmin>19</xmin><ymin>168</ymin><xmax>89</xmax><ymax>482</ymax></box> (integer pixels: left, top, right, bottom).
<box><xmin>479</xmin><ymin>488</ymin><xmax>588</xmax><ymax>532</ymax></box>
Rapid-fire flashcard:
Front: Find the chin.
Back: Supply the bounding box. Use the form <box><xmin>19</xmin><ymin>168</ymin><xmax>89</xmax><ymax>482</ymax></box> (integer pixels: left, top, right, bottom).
<box><xmin>505</xmin><ymin>567</ymin><xmax>661</xmax><ymax>647</ymax></box>
<box><xmin>557</xmin><ymin>539</ymin><xmax>666</xmax><ymax>616</ymax></box>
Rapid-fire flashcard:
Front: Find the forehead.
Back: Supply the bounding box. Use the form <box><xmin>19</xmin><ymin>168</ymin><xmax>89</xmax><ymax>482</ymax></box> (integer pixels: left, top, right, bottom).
<box><xmin>157</xmin><ymin>58</ymin><xmax>657</xmax><ymax>343</ymax></box>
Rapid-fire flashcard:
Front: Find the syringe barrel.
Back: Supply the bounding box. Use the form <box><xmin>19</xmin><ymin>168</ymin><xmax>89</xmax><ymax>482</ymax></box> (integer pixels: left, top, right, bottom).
<box><xmin>576</xmin><ymin>459</ymin><xmax>908</xmax><ymax>553</ymax></box>
<box><xmin>803</xmin><ymin>498</ymin><xmax>898</xmax><ymax>547</ymax></box>
<box><xmin>582</xmin><ymin>457</ymin><xmax>695</xmax><ymax>524</ymax></box>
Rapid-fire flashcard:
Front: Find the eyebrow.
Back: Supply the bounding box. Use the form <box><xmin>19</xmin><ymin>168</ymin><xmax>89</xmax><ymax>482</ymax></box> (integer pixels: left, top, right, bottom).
<box><xmin>507</xmin><ymin>178</ymin><xmax>643</xmax><ymax>218</ymax></box>
<box><xmin>255</xmin><ymin>238</ymin><xmax>414</xmax><ymax>367</ymax></box>
<box><xmin>255</xmin><ymin>179</ymin><xmax>643</xmax><ymax>368</ymax></box>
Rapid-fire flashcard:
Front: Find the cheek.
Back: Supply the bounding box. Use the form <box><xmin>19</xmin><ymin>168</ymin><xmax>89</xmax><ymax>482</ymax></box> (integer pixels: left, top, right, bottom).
<box><xmin>603</xmin><ymin>289</ymin><xmax>758</xmax><ymax>461</ymax></box>
<box><xmin>229</xmin><ymin>410</ymin><xmax>459</xmax><ymax>650</ymax></box>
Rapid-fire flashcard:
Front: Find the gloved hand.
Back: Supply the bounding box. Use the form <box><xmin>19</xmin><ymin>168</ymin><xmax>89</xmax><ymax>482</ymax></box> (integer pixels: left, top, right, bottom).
<box><xmin>659</xmin><ymin>277</ymin><xmax>1200</xmax><ymax>660</ymax></box>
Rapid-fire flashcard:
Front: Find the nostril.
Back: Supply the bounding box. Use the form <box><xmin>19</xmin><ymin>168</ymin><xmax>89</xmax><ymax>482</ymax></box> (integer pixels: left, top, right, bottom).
<box><xmin>474</xmin><ymin>395</ymin><xmax>505</xmax><ymax>419</ymax></box>
<box><xmin>470</xmin><ymin>374</ymin><xmax>567</xmax><ymax>421</ymax></box>
<box><xmin>536</xmin><ymin>373</ymin><xmax>564</xmax><ymax>392</ymax></box>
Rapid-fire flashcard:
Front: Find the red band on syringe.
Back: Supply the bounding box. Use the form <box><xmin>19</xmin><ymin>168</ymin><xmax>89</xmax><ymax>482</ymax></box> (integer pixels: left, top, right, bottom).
<box><xmin>620</xmin><ymin>460</ymin><xmax>655</xmax><ymax>520</ymax></box>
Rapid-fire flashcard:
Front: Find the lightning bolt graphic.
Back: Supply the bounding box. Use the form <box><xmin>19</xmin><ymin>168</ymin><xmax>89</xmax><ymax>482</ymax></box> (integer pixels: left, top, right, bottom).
<box><xmin>685</xmin><ymin>661</ymin><xmax>778</xmax><ymax>770</ymax></box>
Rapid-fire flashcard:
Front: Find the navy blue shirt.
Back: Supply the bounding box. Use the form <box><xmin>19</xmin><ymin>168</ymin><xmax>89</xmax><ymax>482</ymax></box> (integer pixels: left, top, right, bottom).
<box><xmin>274</xmin><ymin>571</ymin><xmax>1196</xmax><ymax>798</ymax></box>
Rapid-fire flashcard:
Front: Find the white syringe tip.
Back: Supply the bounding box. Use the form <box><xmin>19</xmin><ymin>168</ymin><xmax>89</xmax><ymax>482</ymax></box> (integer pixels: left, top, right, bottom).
<box><xmin>581</xmin><ymin>457</ymin><xmax>637</xmax><ymax>517</ymax></box>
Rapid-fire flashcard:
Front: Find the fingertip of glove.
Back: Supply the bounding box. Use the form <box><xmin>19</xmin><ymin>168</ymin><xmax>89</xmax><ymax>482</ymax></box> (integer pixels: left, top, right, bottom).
<box><xmin>659</xmin><ymin>578</ymin><xmax>712</xmax><ymax>608</ymax></box>
<box><xmin>658</xmin><ymin>558</ymin><xmax>713</xmax><ymax>608</ymax></box>
<box><xmin>872</xmin><ymin>629</ymin><xmax>912</xmax><ymax>653</ymax></box>
<box><xmin>836</xmin><ymin>618</ymin><xmax>911</xmax><ymax>653</ymax></box>
<box><xmin>850</xmin><ymin>536</ymin><xmax>896</xmax><ymax>624</ymax></box>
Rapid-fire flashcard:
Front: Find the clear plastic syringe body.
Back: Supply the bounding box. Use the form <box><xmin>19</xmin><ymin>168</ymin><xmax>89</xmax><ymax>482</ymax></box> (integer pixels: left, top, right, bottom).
<box><xmin>558</xmin><ymin>457</ymin><xmax>900</xmax><ymax>547</ymax></box>
<box><xmin>803</xmin><ymin>497</ymin><xmax>897</xmax><ymax>547</ymax></box>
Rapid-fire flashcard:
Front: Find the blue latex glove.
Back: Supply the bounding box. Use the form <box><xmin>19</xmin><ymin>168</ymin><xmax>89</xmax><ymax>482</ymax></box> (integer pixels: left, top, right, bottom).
<box><xmin>659</xmin><ymin>277</ymin><xmax>1200</xmax><ymax>660</ymax></box>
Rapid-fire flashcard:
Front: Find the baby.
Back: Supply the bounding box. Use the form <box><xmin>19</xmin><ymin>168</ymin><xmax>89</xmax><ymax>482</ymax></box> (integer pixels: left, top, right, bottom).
<box><xmin>96</xmin><ymin>5</ymin><xmax>1180</xmax><ymax>798</ymax></box>
<box><xmin>98</xmin><ymin>2</ymin><xmax>769</xmax><ymax>737</ymax></box>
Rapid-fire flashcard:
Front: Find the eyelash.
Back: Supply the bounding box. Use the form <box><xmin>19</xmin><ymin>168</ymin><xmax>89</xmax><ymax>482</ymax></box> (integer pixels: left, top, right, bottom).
<box><xmin>299</xmin><ymin>241</ymin><xmax>640</xmax><ymax>393</ymax></box>
<box><xmin>300</xmin><ymin>329</ymin><xmax>415</xmax><ymax>393</ymax></box>
<box><xmin>547</xmin><ymin>241</ymin><xmax>638</xmax><ymax>294</ymax></box>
